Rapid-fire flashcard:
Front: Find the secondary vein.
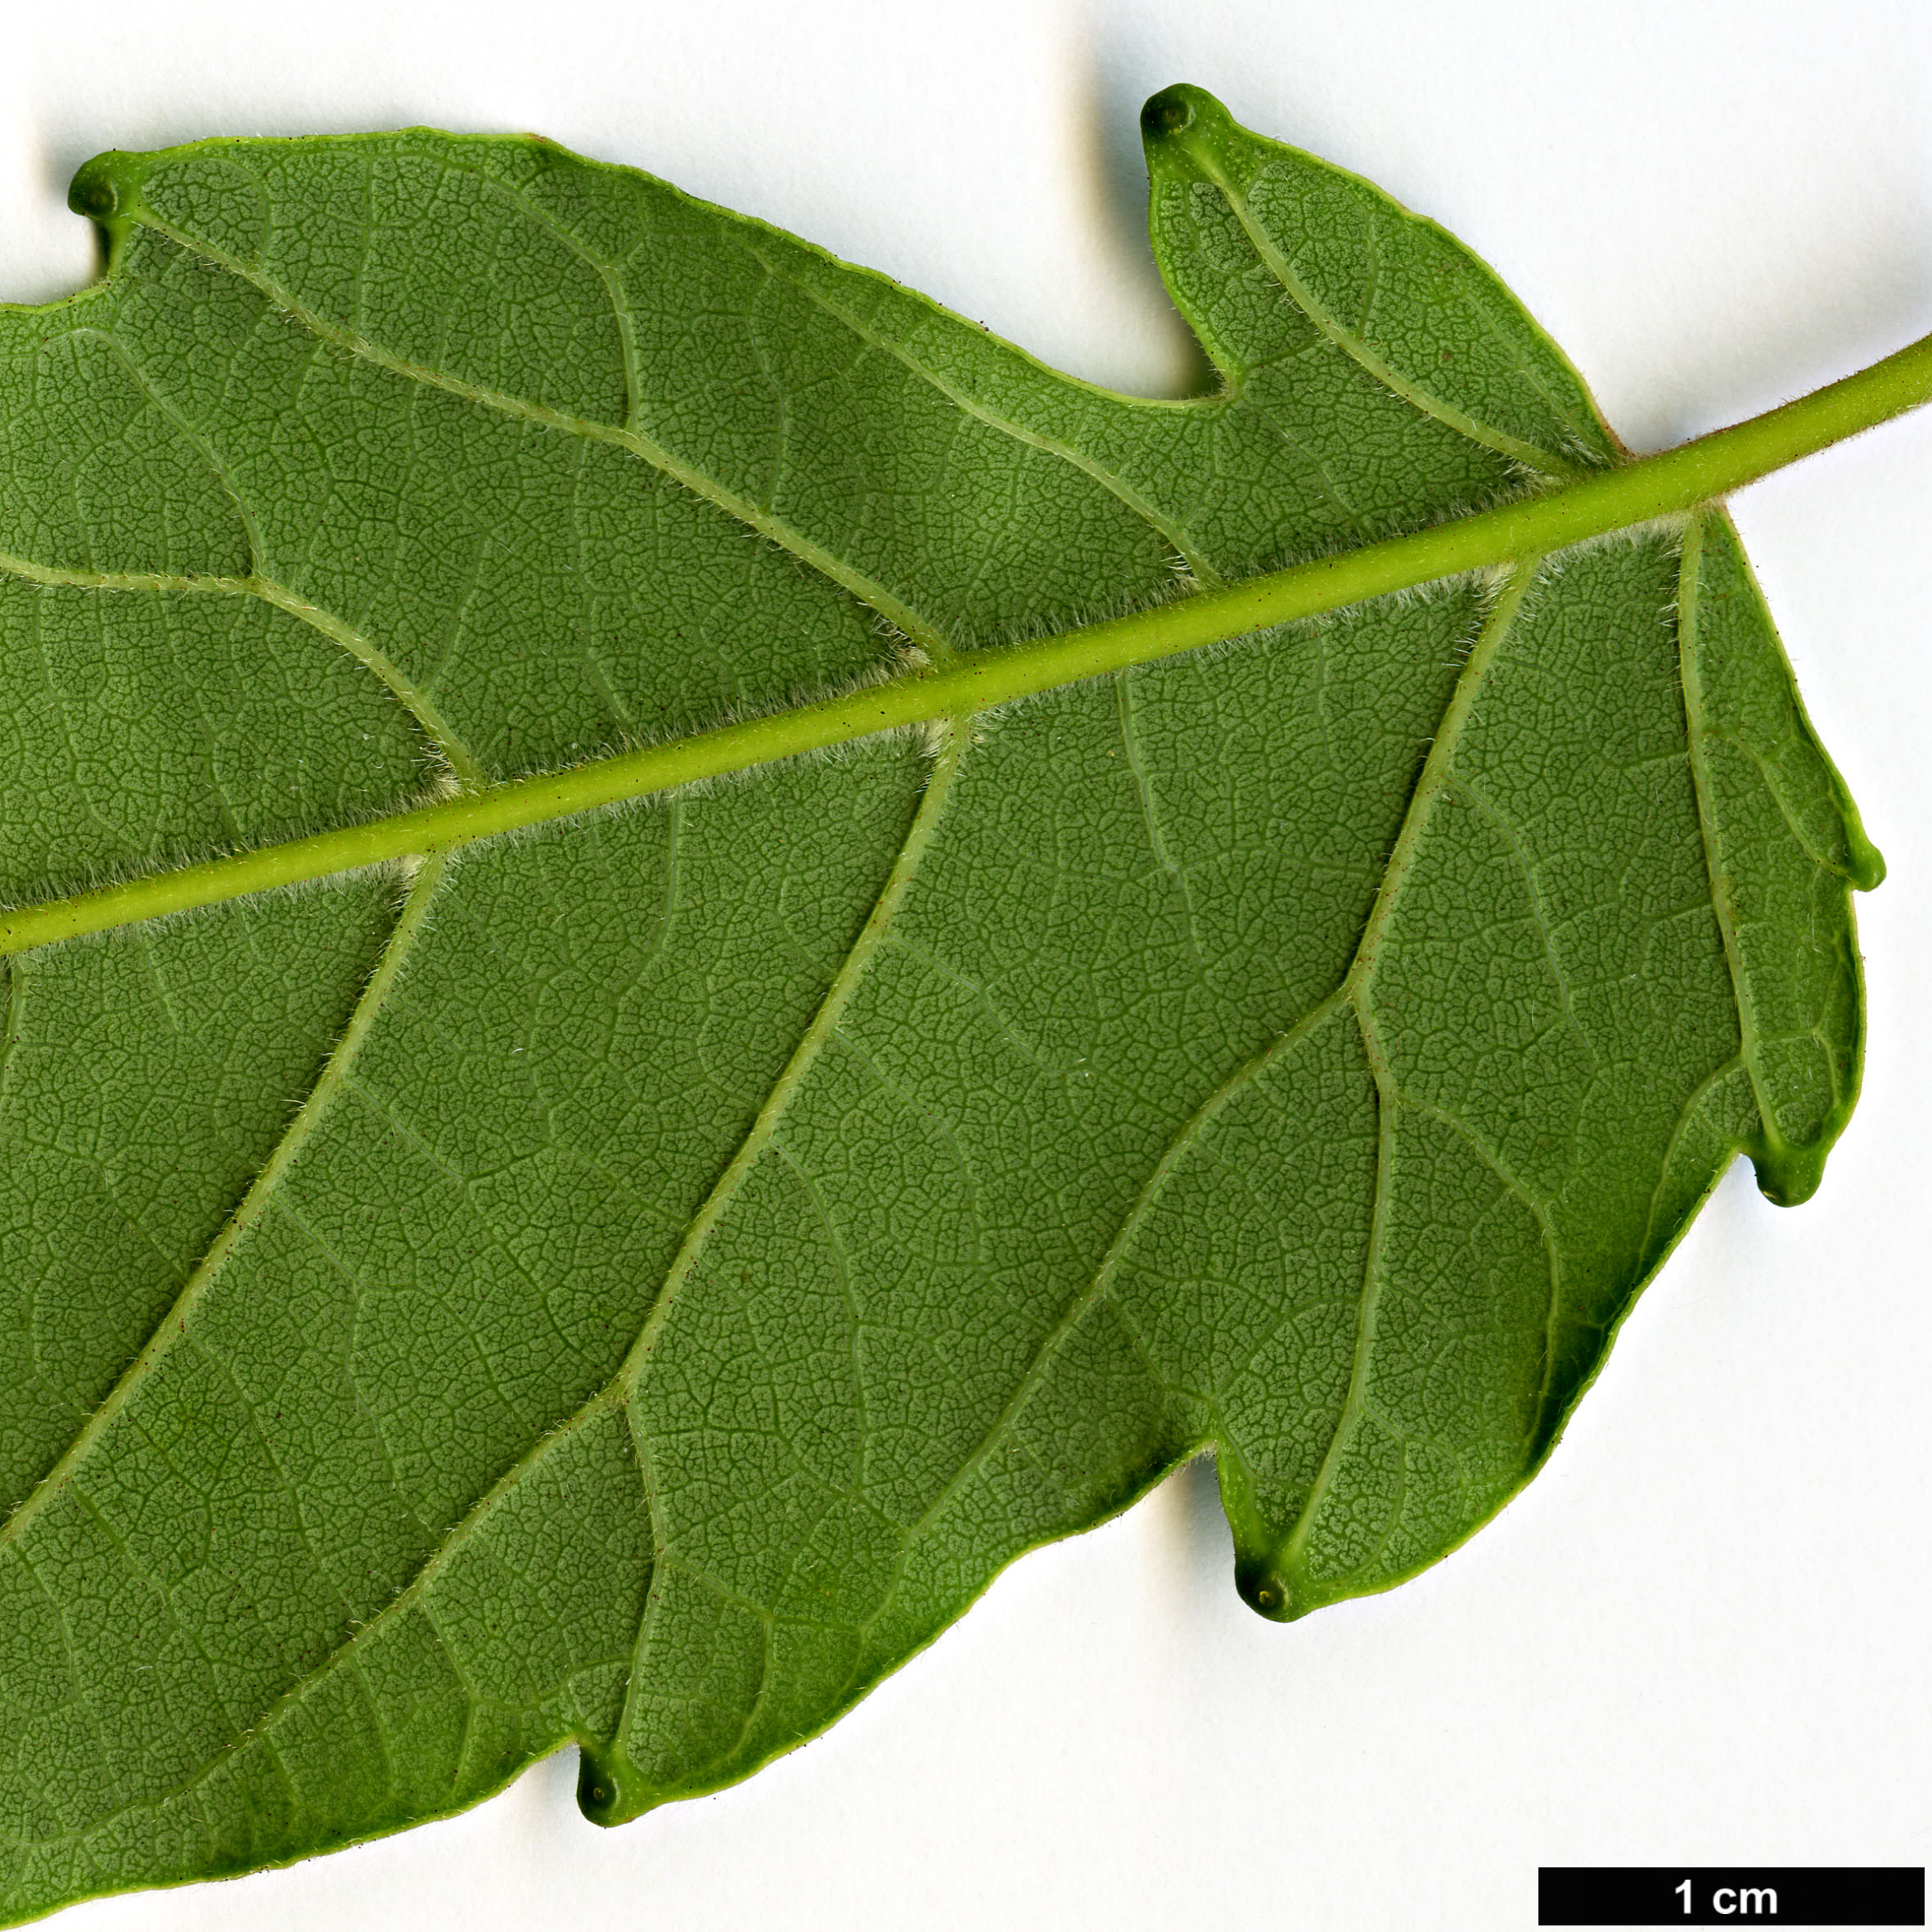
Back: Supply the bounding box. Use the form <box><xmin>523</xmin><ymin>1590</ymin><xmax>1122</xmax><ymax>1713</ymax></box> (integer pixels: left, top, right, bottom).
<box><xmin>0</xmin><ymin>853</ymin><xmax>450</xmax><ymax>1555</ymax></box>
<box><xmin>755</xmin><ymin>254</ymin><xmax>1221</xmax><ymax>582</ymax></box>
<box><xmin>872</xmin><ymin>981</ymin><xmax>1356</xmax><ymax>1588</ymax></box>
<box><xmin>610</xmin><ymin>724</ymin><xmax>968</xmax><ymax>1750</ymax></box>
<box><xmin>1271</xmin><ymin>561</ymin><xmax>1537</xmax><ymax>1595</ymax></box>
<box><xmin>0</xmin><ymin>550</ymin><xmax>484</xmax><ymax>784</ymax></box>
<box><xmin>1173</xmin><ymin>135</ymin><xmax>1584</xmax><ymax>480</ymax></box>
<box><xmin>1676</xmin><ymin>513</ymin><xmax>1781</xmax><ymax>1162</ymax></box>
<box><xmin>133</xmin><ymin>209</ymin><xmax>956</xmax><ymax>660</ymax></box>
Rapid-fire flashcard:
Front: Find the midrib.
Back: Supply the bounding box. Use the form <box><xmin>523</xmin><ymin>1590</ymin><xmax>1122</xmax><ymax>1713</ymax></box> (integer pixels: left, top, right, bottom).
<box><xmin>3</xmin><ymin>320</ymin><xmax>1928</xmax><ymax>958</ymax></box>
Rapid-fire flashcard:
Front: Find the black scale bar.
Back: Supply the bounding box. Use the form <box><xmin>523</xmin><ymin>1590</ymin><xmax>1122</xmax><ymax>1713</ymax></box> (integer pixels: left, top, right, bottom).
<box><xmin>1539</xmin><ymin>1867</ymin><xmax>1924</xmax><ymax>1927</ymax></box>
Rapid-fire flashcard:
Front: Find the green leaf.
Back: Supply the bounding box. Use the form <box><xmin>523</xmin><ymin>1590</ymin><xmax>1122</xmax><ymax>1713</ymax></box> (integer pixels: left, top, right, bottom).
<box><xmin>0</xmin><ymin>83</ymin><xmax>1900</xmax><ymax>1919</ymax></box>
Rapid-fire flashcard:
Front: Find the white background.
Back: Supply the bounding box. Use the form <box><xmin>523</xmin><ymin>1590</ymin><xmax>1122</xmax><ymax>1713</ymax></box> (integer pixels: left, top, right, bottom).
<box><xmin>3</xmin><ymin>2</ymin><xmax>1928</xmax><ymax>1926</ymax></box>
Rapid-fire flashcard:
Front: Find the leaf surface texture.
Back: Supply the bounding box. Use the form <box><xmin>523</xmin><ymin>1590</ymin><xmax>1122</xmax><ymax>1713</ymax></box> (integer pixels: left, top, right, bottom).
<box><xmin>0</xmin><ymin>85</ymin><xmax>1878</xmax><ymax>1917</ymax></box>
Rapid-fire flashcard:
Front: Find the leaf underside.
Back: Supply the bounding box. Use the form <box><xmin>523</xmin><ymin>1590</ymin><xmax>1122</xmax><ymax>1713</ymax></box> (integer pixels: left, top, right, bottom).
<box><xmin>0</xmin><ymin>85</ymin><xmax>1879</xmax><ymax>1919</ymax></box>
